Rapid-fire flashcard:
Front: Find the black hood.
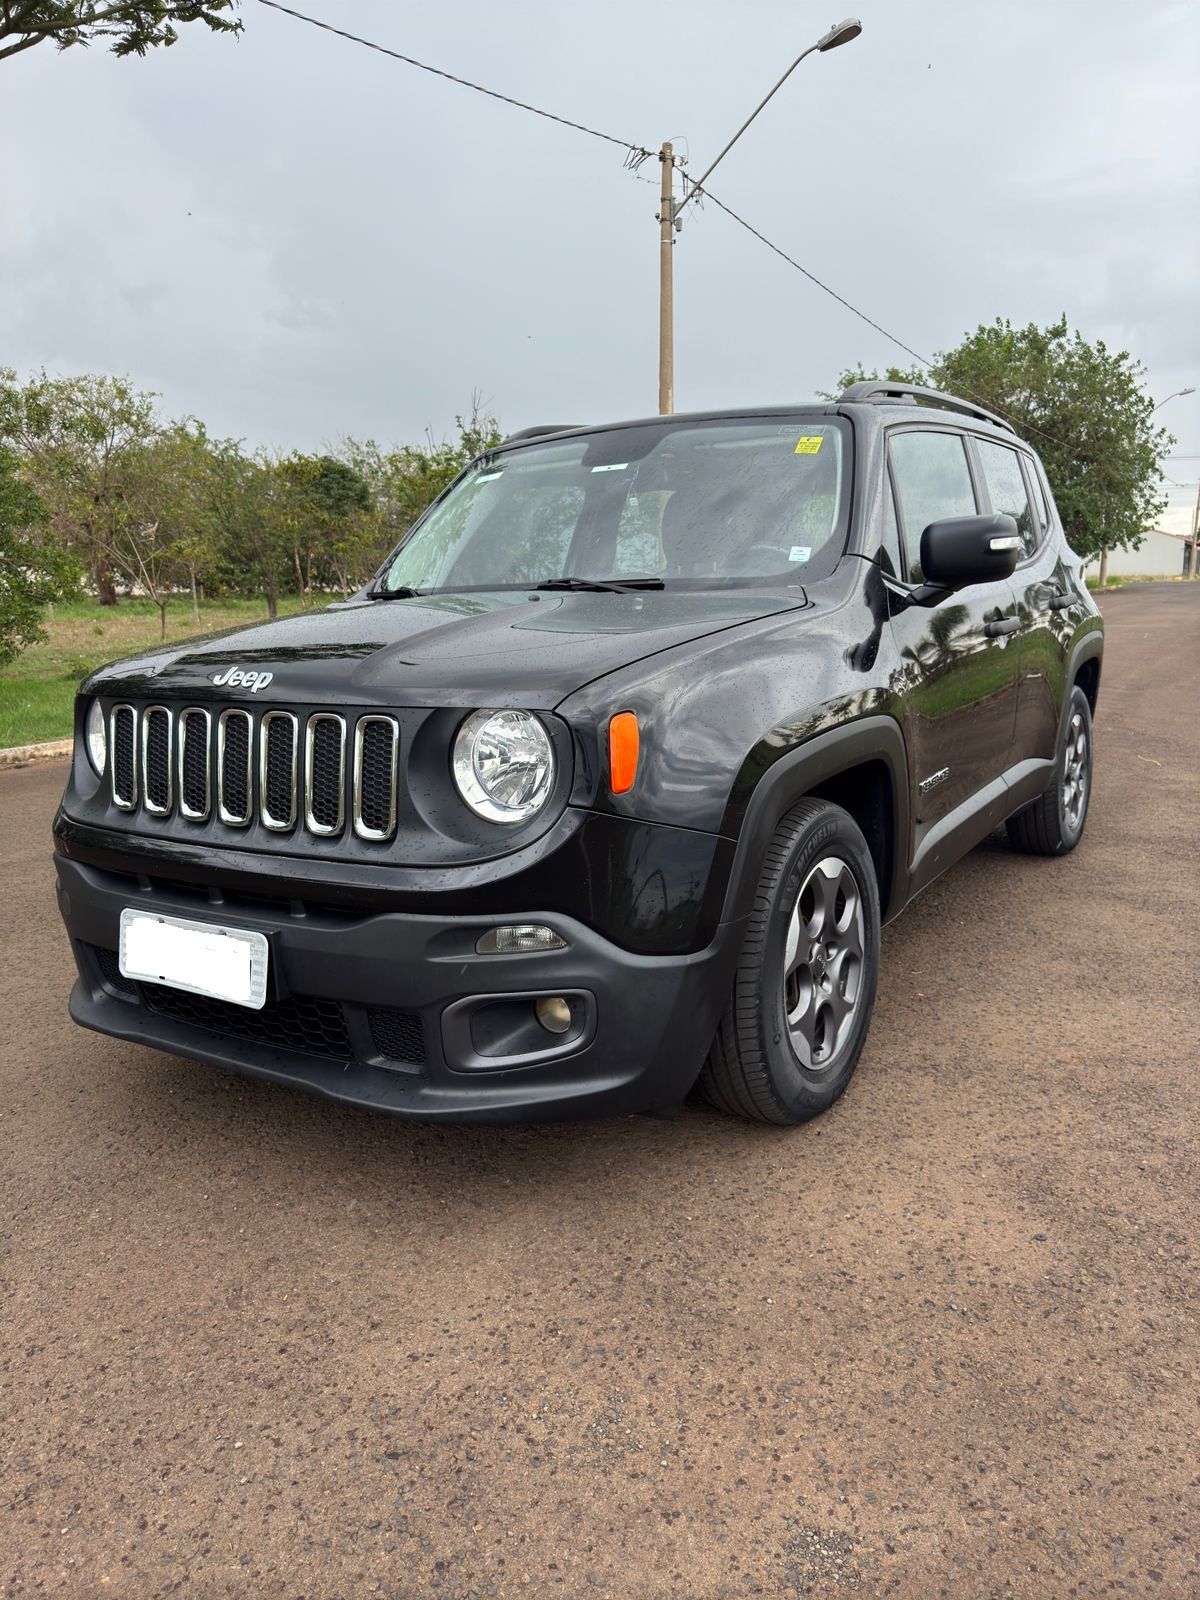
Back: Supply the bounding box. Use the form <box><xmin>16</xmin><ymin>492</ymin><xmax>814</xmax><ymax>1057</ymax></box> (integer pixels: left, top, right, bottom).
<box><xmin>84</xmin><ymin>588</ymin><xmax>809</xmax><ymax>710</ymax></box>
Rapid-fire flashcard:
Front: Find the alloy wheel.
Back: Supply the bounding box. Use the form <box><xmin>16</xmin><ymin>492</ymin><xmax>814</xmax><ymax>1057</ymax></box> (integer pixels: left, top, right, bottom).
<box><xmin>1062</xmin><ymin>708</ymin><xmax>1090</xmax><ymax>831</ymax></box>
<box><xmin>783</xmin><ymin>855</ymin><xmax>866</xmax><ymax>1072</ymax></box>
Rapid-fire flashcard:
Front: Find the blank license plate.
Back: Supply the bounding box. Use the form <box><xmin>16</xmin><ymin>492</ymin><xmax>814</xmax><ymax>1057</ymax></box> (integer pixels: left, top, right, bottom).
<box><xmin>119</xmin><ymin>909</ymin><xmax>269</xmax><ymax>1011</ymax></box>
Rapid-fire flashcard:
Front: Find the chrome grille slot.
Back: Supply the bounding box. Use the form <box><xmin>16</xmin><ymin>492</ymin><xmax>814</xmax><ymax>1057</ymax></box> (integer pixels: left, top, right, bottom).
<box><xmin>141</xmin><ymin>706</ymin><xmax>173</xmax><ymax>815</ymax></box>
<box><xmin>353</xmin><ymin>716</ymin><xmax>399</xmax><ymax>841</ymax></box>
<box><xmin>110</xmin><ymin>705</ymin><xmax>138</xmax><ymax>810</ymax></box>
<box><xmin>178</xmin><ymin>709</ymin><xmax>212</xmax><ymax>821</ymax></box>
<box><xmin>217</xmin><ymin>709</ymin><xmax>253</xmax><ymax>826</ymax></box>
<box><xmin>305</xmin><ymin>714</ymin><xmax>346</xmax><ymax>835</ymax></box>
<box><xmin>260</xmin><ymin>711</ymin><xmax>298</xmax><ymax>830</ymax></box>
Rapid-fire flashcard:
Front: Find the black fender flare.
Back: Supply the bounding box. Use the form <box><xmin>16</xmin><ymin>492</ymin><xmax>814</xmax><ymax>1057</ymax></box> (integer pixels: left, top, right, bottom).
<box><xmin>1060</xmin><ymin>624</ymin><xmax>1104</xmax><ymax>744</ymax></box>
<box><xmin>717</xmin><ymin>715</ymin><xmax>910</xmax><ymax>926</ymax></box>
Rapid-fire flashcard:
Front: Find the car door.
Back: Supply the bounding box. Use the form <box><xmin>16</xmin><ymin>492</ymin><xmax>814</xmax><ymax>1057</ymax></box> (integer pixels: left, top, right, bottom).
<box><xmin>885</xmin><ymin>426</ymin><xmax>1021</xmax><ymax>829</ymax></box>
<box><xmin>976</xmin><ymin>443</ymin><xmax>1077</xmax><ymax>769</ymax></box>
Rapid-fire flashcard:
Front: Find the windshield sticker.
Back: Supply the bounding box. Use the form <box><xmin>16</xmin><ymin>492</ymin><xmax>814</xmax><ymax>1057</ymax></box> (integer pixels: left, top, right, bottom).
<box><xmin>591</xmin><ymin>462</ymin><xmax>629</xmax><ymax>473</ymax></box>
<box><xmin>794</xmin><ymin>435</ymin><xmax>824</xmax><ymax>455</ymax></box>
<box><xmin>789</xmin><ymin>545</ymin><xmax>812</xmax><ymax>564</ymax></box>
<box><xmin>475</xmin><ymin>470</ymin><xmax>504</xmax><ymax>482</ymax></box>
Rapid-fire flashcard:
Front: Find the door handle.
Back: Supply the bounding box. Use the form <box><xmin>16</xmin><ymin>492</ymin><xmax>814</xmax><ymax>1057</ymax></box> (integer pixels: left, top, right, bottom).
<box><xmin>985</xmin><ymin>617</ymin><xmax>1021</xmax><ymax>638</ymax></box>
<box><xmin>1047</xmin><ymin>591</ymin><xmax>1074</xmax><ymax>612</ymax></box>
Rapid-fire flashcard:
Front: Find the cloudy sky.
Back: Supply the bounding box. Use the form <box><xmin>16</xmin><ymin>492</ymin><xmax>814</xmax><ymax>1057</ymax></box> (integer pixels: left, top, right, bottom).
<box><xmin>2</xmin><ymin>0</ymin><xmax>1198</xmax><ymax>506</ymax></box>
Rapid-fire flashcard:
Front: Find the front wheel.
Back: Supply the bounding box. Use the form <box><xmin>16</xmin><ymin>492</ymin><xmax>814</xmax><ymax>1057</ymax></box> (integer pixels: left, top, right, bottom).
<box><xmin>699</xmin><ymin>799</ymin><xmax>881</xmax><ymax>1125</ymax></box>
<box><xmin>1006</xmin><ymin>684</ymin><xmax>1094</xmax><ymax>856</ymax></box>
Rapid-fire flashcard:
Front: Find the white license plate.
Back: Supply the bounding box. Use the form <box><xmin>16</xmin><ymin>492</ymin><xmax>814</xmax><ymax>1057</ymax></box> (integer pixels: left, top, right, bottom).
<box><xmin>119</xmin><ymin>909</ymin><xmax>269</xmax><ymax>1011</ymax></box>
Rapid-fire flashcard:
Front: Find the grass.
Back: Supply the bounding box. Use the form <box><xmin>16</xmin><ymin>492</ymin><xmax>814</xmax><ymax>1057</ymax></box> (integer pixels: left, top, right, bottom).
<box><xmin>0</xmin><ymin>595</ymin><xmax>308</xmax><ymax>749</ymax></box>
<box><xmin>1085</xmin><ymin>572</ymin><xmax>1195</xmax><ymax>590</ymax></box>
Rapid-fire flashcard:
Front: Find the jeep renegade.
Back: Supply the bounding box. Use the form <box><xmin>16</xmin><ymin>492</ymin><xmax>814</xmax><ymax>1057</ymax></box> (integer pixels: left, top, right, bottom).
<box><xmin>53</xmin><ymin>383</ymin><xmax>1103</xmax><ymax>1124</ymax></box>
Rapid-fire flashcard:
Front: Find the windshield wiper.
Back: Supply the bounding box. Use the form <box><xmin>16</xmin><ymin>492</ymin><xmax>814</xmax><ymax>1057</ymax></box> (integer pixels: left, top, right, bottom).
<box><xmin>370</xmin><ymin>584</ymin><xmax>423</xmax><ymax>600</ymax></box>
<box><xmin>535</xmin><ymin>576</ymin><xmax>666</xmax><ymax>594</ymax></box>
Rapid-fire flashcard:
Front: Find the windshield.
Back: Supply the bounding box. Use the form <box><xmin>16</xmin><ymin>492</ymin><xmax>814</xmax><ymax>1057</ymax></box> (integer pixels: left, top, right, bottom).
<box><xmin>379</xmin><ymin>416</ymin><xmax>852</xmax><ymax>594</ymax></box>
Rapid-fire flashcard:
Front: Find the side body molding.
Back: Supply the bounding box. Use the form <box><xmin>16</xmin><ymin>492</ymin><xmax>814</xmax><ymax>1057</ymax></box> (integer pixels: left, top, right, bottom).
<box><xmin>718</xmin><ymin>715</ymin><xmax>911</xmax><ymax>927</ymax></box>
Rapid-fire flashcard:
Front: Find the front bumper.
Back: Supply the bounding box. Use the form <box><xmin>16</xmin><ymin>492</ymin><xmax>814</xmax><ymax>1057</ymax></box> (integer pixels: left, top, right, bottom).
<box><xmin>55</xmin><ymin>855</ymin><xmax>746</xmax><ymax>1123</ymax></box>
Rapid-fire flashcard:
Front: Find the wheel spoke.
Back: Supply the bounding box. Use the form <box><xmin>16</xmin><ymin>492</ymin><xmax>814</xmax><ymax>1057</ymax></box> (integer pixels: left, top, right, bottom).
<box><xmin>829</xmin><ymin>945</ymin><xmax>861</xmax><ymax>1004</ymax></box>
<box><xmin>786</xmin><ymin>975</ymin><xmax>819</xmax><ymax>1068</ymax></box>
<box><xmin>814</xmin><ymin>864</ymin><xmax>840</xmax><ymax>936</ymax></box>
<box><xmin>783</xmin><ymin>902</ymin><xmax>803</xmax><ymax>977</ymax></box>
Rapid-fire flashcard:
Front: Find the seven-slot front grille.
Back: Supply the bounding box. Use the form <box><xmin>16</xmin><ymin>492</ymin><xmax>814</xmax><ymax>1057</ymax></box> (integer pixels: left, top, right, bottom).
<box><xmin>102</xmin><ymin>702</ymin><xmax>400</xmax><ymax>844</ymax></box>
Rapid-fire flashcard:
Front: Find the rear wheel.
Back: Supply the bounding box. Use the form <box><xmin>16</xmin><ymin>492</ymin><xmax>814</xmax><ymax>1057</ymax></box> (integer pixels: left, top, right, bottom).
<box><xmin>1006</xmin><ymin>684</ymin><xmax>1093</xmax><ymax>855</ymax></box>
<box><xmin>699</xmin><ymin>799</ymin><xmax>881</xmax><ymax>1125</ymax></box>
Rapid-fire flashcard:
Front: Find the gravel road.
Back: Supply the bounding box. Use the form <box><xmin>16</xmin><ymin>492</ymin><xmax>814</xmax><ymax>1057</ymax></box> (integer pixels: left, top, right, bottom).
<box><xmin>2</xmin><ymin>583</ymin><xmax>1196</xmax><ymax>1598</ymax></box>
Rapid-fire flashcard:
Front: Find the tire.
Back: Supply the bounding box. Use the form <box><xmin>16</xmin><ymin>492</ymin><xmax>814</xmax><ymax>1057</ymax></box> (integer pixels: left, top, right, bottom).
<box><xmin>1006</xmin><ymin>684</ymin><xmax>1094</xmax><ymax>856</ymax></box>
<box><xmin>698</xmin><ymin>798</ymin><xmax>881</xmax><ymax>1125</ymax></box>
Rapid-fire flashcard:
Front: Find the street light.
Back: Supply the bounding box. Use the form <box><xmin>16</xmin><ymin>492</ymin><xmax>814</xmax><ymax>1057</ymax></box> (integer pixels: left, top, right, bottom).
<box><xmin>656</xmin><ymin>18</ymin><xmax>863</xmax><ymax>412</ymax></box>
<box><xmin>1152</xmin><ymin>387</ymin><xmax>1195</xmax><ymax>411</ymax></box>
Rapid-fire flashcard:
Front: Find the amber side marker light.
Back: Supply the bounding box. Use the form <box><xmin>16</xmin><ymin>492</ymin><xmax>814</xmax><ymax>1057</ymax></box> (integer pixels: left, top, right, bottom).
<box><xmin>608</xmin><ymin>711</ymin><xmax>640</xmax><ymax>795</ymax></box>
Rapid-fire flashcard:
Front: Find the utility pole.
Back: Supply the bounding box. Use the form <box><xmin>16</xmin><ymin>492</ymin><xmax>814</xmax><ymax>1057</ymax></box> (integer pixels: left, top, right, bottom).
<box><xmin>1189</xmin><ymin>482</ymin><xmax>1199</xmax><ymax>578</ymax></box>
<box><xmin>652</xmin><ymin>19</ymin><xmax>862</xmax><ymax>416</ymax></box>
<box><xmin>658</xmin><ymin>142</ymin><xmax>675</xmax><ymax>415</ymax></box>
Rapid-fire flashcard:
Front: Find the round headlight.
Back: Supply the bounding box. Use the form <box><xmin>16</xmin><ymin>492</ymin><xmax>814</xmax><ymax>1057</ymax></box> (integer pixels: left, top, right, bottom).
<box><xmin>85</xmin><ymin>699</ymin><xmax>107</xmax><ymax>776</ymax></box>
<box><xmin>452</xmin><ymin>710</ymin><xmax>555</xmax><ymax>824</ymax></box>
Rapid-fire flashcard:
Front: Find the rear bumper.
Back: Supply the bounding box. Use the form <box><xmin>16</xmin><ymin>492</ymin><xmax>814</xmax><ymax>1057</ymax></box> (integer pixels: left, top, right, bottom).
<box><xmin>55</xmin><ymin>855</ymin><xmax>745</xmax><ymax>1123</ymax></box>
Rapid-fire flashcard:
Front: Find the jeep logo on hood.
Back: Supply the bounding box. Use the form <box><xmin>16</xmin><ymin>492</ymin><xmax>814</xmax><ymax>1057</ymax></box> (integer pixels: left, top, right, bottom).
<box><xmin>211</xmin><ymin>664</ymin><xmax>274</xmax><ymax>694</ymax></box>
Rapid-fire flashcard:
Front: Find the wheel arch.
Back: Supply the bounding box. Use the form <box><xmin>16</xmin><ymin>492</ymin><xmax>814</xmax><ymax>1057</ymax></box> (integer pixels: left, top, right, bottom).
<box><xmin>1062</xmin><ymin>627</ymin><xmax>1103</xmax><ymax>740</ymax></box>
<box><xmin>719</xmin><ymin>716</ymin><xmax>910</xmax><ymax>927</ymax></box>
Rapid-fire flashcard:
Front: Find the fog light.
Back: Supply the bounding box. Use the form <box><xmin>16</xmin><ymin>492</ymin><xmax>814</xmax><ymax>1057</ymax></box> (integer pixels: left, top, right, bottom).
<box><xmin>535</xmin><ymin>996</ymin><xmax>573</xmax><ymax>1034</ymax></box>
<box><xmin>476</xmin><ymin>924</ymin><xmax>567</xmax><ymax>955</ymax></box>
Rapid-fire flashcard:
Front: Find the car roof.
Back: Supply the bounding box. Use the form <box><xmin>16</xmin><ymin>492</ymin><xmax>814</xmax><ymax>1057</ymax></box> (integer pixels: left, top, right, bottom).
<box><xmin>495</xmin><ymin>399</ymin><xmax>1028</xmax><ymax>454</ymax></box>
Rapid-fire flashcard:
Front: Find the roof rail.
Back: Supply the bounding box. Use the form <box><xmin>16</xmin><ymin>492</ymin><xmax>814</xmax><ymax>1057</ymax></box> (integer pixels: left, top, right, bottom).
<box><xmin>837</xmin><ymin>381</ymin><xmax>1014</xmax><ymax>435</ymax></box>
<box><xmin>500</xmin><ymin>424</ymin><xmax>583</xmax><ymax>445</ymax></box>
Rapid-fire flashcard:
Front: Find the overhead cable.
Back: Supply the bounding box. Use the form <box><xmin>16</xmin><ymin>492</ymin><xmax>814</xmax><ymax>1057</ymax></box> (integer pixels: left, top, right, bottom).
<box><xmin>255</xmin><ymin>0</ymin><xmax>652</xmax><ymax>166</ymax></box>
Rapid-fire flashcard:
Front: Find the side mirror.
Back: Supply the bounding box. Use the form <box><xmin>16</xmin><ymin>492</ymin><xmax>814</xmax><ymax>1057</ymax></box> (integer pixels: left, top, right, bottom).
<box><xmin>920</xmin><ymin>513</ymin><xmax>1021</xmax><ymax>590</ymax></box>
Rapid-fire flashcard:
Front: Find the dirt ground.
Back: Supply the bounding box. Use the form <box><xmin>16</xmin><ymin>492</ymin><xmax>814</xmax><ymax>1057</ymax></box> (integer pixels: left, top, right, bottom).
<box><xmin>1</xmin><ymin>583</ymin><xmax>1196</xmax><ymax>1599</ymax></box>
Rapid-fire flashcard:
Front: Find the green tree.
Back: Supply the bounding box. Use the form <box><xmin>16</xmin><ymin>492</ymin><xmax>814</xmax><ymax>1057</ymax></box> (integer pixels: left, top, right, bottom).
<box><xmin>0</xmin><ymin>444</ymin><xmax>77</xmax><ymax>667</ymax></box>
<box><xmin>140</xmin><ymin>420</ymin><xmax>227</xmax><ymax>622</ymax></box>
<box><xmin>0</xmin><ymin>368</ymin><xmax>160</xmax><ymax>604</ymax></box>
<box><xmin>341</xmin><ymin>403</ymin><xmax>502</xmax><ymax>561</ymax></box>
<box><xmin>830</xmin><ymin>316</ymin><xmax>1170</xmax><ymax>570</ymax></box>
<box><xmin>282</xmin><ymin>453</ymin><xmax>376</xmax><ymax>598</ymax></box>
<box><xmin>0</xmin><ymin>2</ymin><xmax>240</xmax><ymax>62</ymax></box>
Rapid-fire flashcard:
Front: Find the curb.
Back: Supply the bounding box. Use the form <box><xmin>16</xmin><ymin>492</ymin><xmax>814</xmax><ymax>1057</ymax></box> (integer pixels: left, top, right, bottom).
<box><xmin>0</xmin><ymin>738</ymin><xmax>72</xmax><ymax>771</ymax></box>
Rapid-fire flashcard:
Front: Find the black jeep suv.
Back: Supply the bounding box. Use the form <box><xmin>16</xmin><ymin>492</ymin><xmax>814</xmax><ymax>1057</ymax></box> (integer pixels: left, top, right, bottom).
<box><xmin>53</xmin><ymin>383</ymin><xmax>1102</xmax><ymax>1125</ymax></box>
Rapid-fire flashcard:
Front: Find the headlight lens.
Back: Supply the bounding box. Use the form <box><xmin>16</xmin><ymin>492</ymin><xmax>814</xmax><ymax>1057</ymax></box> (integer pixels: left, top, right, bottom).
<box><xmin>452</xmin><ymin>709</ymin><xmax>555</xmax><ymax>824</ymax></box>
<box><xmin>84</xmin><ymin>700</ymin><xmax>107</xmax><ymax>776</ymax></box>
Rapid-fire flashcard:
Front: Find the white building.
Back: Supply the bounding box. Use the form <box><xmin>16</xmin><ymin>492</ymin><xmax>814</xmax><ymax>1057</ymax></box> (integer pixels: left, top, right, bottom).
<box><xmin>1082</xmin><ymin>506</ymin><xmax>1194</xmax><ymax>577</ymax></box>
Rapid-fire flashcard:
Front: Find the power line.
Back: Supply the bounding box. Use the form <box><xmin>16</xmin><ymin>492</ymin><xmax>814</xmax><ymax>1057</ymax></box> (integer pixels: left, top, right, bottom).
<box><xmin>679</xmin><ymin>170</ymin><xmax>1141</xmax><ymax>471</ymax></box>
<box><xmin>679</xmin><ymin>173</ymin><xmax>931</xmax><ymax>372</ymax></box>
<box><xmin>254</xmin><ymin>0</ymin><xmax>652</xmax><ymax>166</ymax></box>
<box><xmin>252</xmin><ymin>2</ymin><xmax>1176</xmax><ymax>494</ymax></box>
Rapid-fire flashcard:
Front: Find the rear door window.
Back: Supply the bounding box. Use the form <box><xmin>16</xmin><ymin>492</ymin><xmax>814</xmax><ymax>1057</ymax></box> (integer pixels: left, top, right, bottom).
<box><xmin>887</xmin><ymin>431</ymin><xmax>978</xmax><ymax>582</ymax></box>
